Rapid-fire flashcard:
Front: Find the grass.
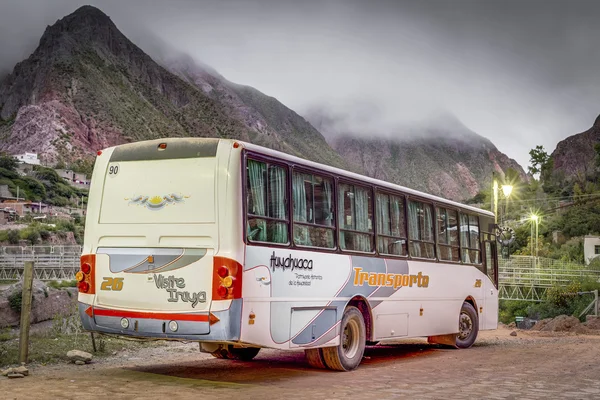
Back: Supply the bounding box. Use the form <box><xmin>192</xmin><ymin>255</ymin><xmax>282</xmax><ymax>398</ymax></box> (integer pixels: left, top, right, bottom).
<box><xmin>0</xmin><ymin>306</ymin><xmax>164</xmax><ymax>368</ymax></box>
<box><xmin>0</xmin><ymin>331</ymin><xmax>161</xmax><ymax>367</ymax></box>
<box><xmin>47</xmin><ymin>280</ymin><xmax>77</xmax><ymax>289</ymax></box>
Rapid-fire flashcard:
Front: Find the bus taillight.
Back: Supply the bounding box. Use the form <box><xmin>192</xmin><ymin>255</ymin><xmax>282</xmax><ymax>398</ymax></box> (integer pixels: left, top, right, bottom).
<box><xmin>213</xmin><ymin>256</ymin><xmax>242</xmax><ymax>300</ymax></box>
<box><xmin>79</xmin><ymin>254</ymin><xmax>96</xmax><ymax>294</ymax></box>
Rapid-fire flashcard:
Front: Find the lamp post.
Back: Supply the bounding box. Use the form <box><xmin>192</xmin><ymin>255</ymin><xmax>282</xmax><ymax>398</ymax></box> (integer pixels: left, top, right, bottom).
<box><xmin>493</xmin><ymin>180</ymin><xmax>499</xmax><ymax>225</ymax></box>
<box><xmin>531</xmin><ymin>214</ymin><xmax>540</xmax><ymax>259</ymax></box>
<box><xmin>501</xmin><ymin>185</ymin><xmax>513</xmax><ymax>224</ymax></box>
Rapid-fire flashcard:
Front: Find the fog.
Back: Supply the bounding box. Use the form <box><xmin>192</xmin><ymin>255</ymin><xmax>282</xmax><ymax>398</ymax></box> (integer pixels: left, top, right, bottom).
<box><xmin>2</xmin><ymin>0</ymin><xmax>600</xmax><ymax>168</ymax></box>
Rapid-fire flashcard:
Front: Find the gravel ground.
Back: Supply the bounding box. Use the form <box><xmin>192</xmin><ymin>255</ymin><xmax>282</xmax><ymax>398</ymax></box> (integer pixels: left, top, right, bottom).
<box><xmin>2</xmin><ymin>325</ymin><xmax>600</xmax><ymax>399</ymax></box>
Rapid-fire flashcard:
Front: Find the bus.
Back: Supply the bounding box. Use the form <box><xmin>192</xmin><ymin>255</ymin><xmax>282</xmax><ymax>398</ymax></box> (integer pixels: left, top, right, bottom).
<box><xmin>77</xmin><ymin>137</ymin><xmax>498</xmax><ymax>371</ymax></box>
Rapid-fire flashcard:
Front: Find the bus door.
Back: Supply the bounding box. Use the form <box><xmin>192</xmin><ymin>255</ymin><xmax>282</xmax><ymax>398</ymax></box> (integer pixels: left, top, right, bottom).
<box><xmin>483</xmin><ymin>240</ymin><xmax>498</xmax><ymax>329</ymax></box>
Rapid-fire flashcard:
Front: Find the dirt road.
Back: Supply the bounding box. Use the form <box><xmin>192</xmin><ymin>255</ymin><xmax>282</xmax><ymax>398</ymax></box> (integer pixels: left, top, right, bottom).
<box><xmin>2</xmin><ymin>327</ymin><xmax>600</xmax><ymax>399</ymax></box>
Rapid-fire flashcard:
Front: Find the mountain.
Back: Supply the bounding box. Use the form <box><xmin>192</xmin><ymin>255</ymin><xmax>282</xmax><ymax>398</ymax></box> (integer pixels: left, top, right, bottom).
<box><xmin>310</xmin><ymin>110</ymin><xmax>527</xmax><ymax>201</ymax></box>
<box><xmin>0</xmin><ymin>6</ymin><xmax>346</xmax><ymax>168</ymax></box>
<box><xmin>550</xmin><ymin>114</ymin><xmax>600</xmax><ymax>180</ymax></box>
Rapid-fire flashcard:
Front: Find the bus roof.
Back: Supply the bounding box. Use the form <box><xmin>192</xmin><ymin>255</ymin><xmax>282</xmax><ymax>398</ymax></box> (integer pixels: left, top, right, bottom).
<box><xmin>237</xmin><ymin>140</ymin><xmax>494</xmax><ymax>218</ymax></box>
<box><xmin>102</xmin><ymin>137</ymin><xmax>494</xmax><ymax>218</ymax></box>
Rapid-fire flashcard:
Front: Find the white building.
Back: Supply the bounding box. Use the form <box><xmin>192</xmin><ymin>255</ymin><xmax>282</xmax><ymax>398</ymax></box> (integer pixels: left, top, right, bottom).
<box><xmin>13</xmin><ymin>152</ymin><xmax>41</xmax><ymax>165</ymax></box>
<box><xmin>583</xmin><ymin>235</ymin><xmax>600</xmax><ymax>265</ymax></box>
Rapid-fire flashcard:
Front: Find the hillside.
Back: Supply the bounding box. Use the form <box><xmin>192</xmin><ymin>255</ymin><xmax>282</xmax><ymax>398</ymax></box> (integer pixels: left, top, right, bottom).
<box><xmin>310</xmin><ymin>112</ymin><xmax>527</xmax><ymax>201</ymax></box>
<box><xmin>550</xmin><ymin>114</ymin><xmax>600</xmax><ymax>180</ymax></box>
<box><xmin>0</xmin><ymin>6</ymin><xmax>346</xmax><ymax>168</ymax></box>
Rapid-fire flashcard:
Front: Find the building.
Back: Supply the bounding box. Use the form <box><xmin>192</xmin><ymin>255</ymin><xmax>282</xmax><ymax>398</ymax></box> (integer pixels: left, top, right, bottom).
<box><xmin>0</xmin><ymin>201</ymin><xmax>50</xmax><ymax>216</ymax></box>
<box><xmin>584</xmin><ymin>235</ymin><xmax>600</xmax><ymax>265</ymax></box>
<box><xmin>13</xmin><ymin>152</ymin><xmax>41</xmax><ymax>165</ymax></box>
<box><xmin>55</xmin><ymin>169</ymin><xmax>90</xmax><ymax>187</ymax></box>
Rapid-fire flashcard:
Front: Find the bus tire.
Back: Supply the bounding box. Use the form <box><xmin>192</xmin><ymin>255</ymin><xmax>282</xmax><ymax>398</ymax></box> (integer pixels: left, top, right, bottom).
<box><xmin>210</xmin><ymin>347</ymin><xmax>230</xmax><ymax>359</ymax></box>
<box><xmin>322</xmin><ymin>306</ymin><xmax>366</xmax><ymax>371</ymax></box>
<box><xmin>226</xmin><ymin>346</ymin><xmax>261</xmax><ymax>361</ymax></box>
<box><xmin>456</xmin><ymin>302</ymin><xmax>479</xmax><ymax>349</ymax></box>
<box><xmin>304</xmin><ymin>348</ymin><xmax>327</xmax><ymax>369</ymax></box>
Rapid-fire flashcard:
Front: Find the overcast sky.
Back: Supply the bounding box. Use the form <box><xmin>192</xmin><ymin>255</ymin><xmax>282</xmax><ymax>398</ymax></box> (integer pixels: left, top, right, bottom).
<box><xmin>2</xmin><ymin>0</ymin><xmax>600</xmax><ymax>168</ymax></box>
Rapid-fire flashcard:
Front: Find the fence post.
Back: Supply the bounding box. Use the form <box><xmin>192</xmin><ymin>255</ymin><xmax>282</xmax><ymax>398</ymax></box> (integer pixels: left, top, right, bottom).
<box><xmin>18</xmin><ymin>261</ymin><xmax>35</xmax><ymax>364</ymax></box>
<box><xmin>595</xmin><ymin>290</ymin><xmax>599</xmax><ymax>317</ymax></box>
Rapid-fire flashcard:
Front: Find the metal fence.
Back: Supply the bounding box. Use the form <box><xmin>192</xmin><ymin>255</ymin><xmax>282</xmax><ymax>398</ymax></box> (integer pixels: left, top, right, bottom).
<box><xmin>499</xmin><ymin>256</ymin><xmax>600</xmax><ymax>301</ymax></box>
<box><xmin>0</xmin><ymin>245</ymin><xmax>82</xmax><ymax>281</ymax></box>
<box><xmin>2</xmin><ymin>248</ymin><xmax>600</xmax><ymax>301</ymax></box>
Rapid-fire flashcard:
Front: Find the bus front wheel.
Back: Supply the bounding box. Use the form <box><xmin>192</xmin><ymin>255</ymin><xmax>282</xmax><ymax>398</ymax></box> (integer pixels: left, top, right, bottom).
<box><xmin>321</xmin><ymin>306</ymin><xmax>366</xmax><ymax>371</ymax></box>
<box><xmin>456</xmin><ymin>302</ymin><xmax>479</xmax><ymax>348</ymax></box>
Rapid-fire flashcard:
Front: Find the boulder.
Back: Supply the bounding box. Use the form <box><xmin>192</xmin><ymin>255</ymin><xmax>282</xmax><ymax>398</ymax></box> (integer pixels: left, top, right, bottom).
<box><xmin>0</xmin><ymin>280</ymin><xmax>78</xmax><ymax>329</ymax></box>
<box><xmin>67</xmin><ymin>350</ymin><xmax>92</xmax><ymax>363</ymax></box>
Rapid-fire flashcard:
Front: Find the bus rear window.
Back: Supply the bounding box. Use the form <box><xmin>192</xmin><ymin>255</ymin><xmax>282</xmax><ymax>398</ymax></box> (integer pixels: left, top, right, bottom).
<box><xmin>98</xmin><ymin>158</ymin><xmax>216</xmax><ymax>224</ymax></box>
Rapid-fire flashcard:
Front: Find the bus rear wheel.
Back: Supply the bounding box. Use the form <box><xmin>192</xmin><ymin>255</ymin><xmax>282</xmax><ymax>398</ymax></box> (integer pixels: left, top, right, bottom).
<box><xmin>304</xmin><ymin>348</ymin><xmax>327</xmax><ymax>369</ymax></box>
<box><xmin>456</xmin><ymin>302</ymin><xmax>479</xmax><ymax>349</ymax></box>
<box><xmin>321</xmin><ymin>306</ymin><xmax>366</xmax><ymax>371</ymax></box>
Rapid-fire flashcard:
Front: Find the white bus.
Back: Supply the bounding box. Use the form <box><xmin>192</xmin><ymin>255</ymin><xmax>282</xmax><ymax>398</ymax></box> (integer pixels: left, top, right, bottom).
<box><xmin>77</xmin><ymin>138</ymin><xmax>498</xmax><ymax>371</ymax></box>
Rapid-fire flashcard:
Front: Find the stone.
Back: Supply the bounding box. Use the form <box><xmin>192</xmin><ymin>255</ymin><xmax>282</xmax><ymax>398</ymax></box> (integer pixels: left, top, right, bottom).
<box><xmin>75</xmin><ymin>360</ymin><xmax>85</xmax><ymax>365</ymax></box>
<box><xmin>7</xmin><ymin>372</ymin><xmax>25</xmax><ymax>379</ymax></box>
<box><xmin>1</xmin><ymin>368</ymin><xmax>13</xmax><ymax>376</ymax></box>
<box><xmin>510</xmin><ymin>331</ymin><xmax>517</xmax><ymax>337</ymax></box>
<box><xmin>67</xmin><ymin>350</ymin><xmax>93</xmax><ymax>363</ymax></box>
<box><xmin>13</xmin><ymin>366</ymin><xmax>29</xmax><ymax>376</ymax></box>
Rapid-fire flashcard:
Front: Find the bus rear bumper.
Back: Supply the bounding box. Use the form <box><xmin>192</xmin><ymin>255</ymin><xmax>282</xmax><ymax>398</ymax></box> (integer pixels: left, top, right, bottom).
<box><xmin>78</xmin><ymin>300</ymin><xmax>242</xmax><ymax>341</ymax></box>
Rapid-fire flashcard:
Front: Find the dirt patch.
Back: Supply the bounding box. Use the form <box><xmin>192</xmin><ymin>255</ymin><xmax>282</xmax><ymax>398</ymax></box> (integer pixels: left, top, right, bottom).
<box><xmin>531</xmin><ymin>315</ymin><xmax>588</xmax><ymax>334</ymax></box>
<box><xmin>585</xmin><ymin>316</ymin><xmax>600</xmax><ymax>330</ymax></box>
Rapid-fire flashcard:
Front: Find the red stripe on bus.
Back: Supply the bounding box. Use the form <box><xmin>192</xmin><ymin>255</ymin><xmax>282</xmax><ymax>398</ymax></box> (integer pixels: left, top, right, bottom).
<box><xmin>93</xmin><ymin>308</ymin><xmax>209</xmax><ymax>322</ymax></box>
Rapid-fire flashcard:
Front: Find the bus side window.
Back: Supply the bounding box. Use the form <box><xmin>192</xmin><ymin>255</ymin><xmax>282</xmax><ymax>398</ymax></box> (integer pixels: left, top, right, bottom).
<box><xmin>376</xmin><ymin>192</ymin><xmax>407</xmax><ymax>256</ymax></box>
<box><xmin>407</xmin><ymin>200</ymin><xmax>435</xmax><ymax>259</ymax></box>
<box><xmin>338</xmin><ymin>183</ymin><xmax>374</xmax><ymax>252</ymax></box>
<box><xmin>459</xmin><ymin>213</ymin><xmax>481</xmax><ymax>267</ymax></box>
<box><xmin>292</xmin><ymin>172</ymin><xmax>335</xmax><ymax>249</ymax></box>
<box><xmin>436</xmin><ymin>207</ymin><xmax>460</xmax><ymax>262</ymax></box>
<box><xmin>246</xmin><ymin>159</ymin><xmax>289</xmax><ymax>244</ymax></box>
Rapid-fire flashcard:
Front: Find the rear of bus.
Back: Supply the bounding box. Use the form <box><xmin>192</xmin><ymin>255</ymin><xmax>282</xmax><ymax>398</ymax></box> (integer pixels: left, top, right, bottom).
<box><xmin>77</xmin><ymin>138</ymin><xmax>245</xmax><ymax>342</ymax></box>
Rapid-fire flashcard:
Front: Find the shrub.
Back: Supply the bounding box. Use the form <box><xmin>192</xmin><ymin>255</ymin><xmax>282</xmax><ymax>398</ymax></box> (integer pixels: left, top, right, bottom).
<box><xmin>7</xmin><ymin>229</ymin><xmax>19</xmax><ymax>245</ymax></box>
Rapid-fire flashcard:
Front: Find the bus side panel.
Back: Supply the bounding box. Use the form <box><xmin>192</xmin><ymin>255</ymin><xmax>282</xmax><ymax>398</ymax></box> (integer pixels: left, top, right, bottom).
<box><xmin>240</xmin><ymin>247</ymin><xmax>352</xmax><ymax>349</ymax></box>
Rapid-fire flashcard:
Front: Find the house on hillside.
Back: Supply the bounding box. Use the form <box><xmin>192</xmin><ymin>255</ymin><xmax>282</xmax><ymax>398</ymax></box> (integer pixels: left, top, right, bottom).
<box><xmin>0</xmin><ymin>208</ymin><xmax>17</xmax><ymax>224</ymax></box>
<box><xmin>584</xmin><ymin>235</ymin><xmax>600</xmax><ymax>265</ymax></box>
<box><xmin>1</xmin><ymin>201</ymin><xmax>50</xmax><ymax>216</ymax></box>
<box><xmin>13</xmin><ymin>152</ymin><xmax>41</xmax><ymax>165</ymax></box>
<box><xmin>55</xmin><ymin>169</ymin><xmax>90</xmax><ymax>187</ymax></box>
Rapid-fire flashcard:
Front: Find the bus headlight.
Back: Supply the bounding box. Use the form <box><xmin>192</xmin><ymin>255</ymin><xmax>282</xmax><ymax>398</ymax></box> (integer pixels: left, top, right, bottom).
<box><xmin>120</xmin><ymin>318</ymin><xmax>129</xmax><ymax>329</ymax></box>
<box><xmin>169</xmin><ymin>320</ymin><xmax>178</xmax><ymax>332</ymax></box>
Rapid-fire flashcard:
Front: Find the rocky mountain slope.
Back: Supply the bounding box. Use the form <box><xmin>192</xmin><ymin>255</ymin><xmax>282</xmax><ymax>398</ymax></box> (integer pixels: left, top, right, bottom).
<box><xmin>0</xmin><ymin>5</ymin><xmax>529</xmax><ymax>202</ymax></box>
<box><xmin>310</xmin><ymin>111</ymin><xmax>527</xmax><ymax>200</ymax></box>
<box><xmin>0</xmin><ymin>6</ymin><xmax>346</xmax><ymax>168</ymax></box>
<box><xmin>550</xmin><ymin>114</ymin><xmax>600</xmax><ymax>180</ymax></box>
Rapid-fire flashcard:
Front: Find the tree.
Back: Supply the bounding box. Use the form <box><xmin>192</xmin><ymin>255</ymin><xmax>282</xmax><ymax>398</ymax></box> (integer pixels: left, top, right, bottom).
<box><xmin>0</xmin><ymin>155</ymin><xmax>18</xmax><ymax>171</ymax></box>
<box><xmin>528</xmin><ymin>145</ymin><xmax>550</xmax><ymax>179</ymax></box>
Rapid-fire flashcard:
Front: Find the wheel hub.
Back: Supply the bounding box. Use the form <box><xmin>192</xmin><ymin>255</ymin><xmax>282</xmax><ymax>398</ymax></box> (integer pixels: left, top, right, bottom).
<box><xmin>342</xmin><ymin>319</ymin><xmax>360</xmax><ymax>359</ymax></box>
<box><xmin>458</xmin><ymin>311</ymin><xmax>473</xmax><ymax>340</ymax></box>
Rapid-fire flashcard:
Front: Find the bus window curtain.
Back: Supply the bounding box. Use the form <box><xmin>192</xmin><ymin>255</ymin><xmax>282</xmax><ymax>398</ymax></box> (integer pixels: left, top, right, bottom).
<box><xmin>338</xmin><ymin>184</ymin><xmax>347</xmax><ymax>249</ymax></box>
<box><xmin>460</xmin><ymin>213</ymin><xmax>471</xmax><ymax>263</ymax></box>
<box><xmin>269</xmin><ymin>166</ymin><xmax>288</xmax><ymax>243</ymax></box>
<box><xmin>323</xmin><ymin>179</ymin><xmax>333</xmax><ymax>226</ymax></box>
<box><xmin>354</xmin><ymin>187</ymin><xmax>371</xmax><ymax>252</ymax></box>
<box><xmin>423</xmin><ymin>204</ymin><xmax>434</xmax><ymax>258</ymax></box>
<box><xmin>248</xmin><ymin>160</ymin><xmax>267</xmax><ymax>242</ymax></box>
<box><xmin>377</xmin><ymin>194</ymin><xmax>390</xmax><ymax>253</ymax></box>
<box><xmin>293</xmin><ymin>173</ymin><xmax>309</xmax><ymax>245</ymax></box>
<box><xmin>408</xmin><ymin>201</ymin><xmax>421</xmax><ymax>257</ymax></box>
